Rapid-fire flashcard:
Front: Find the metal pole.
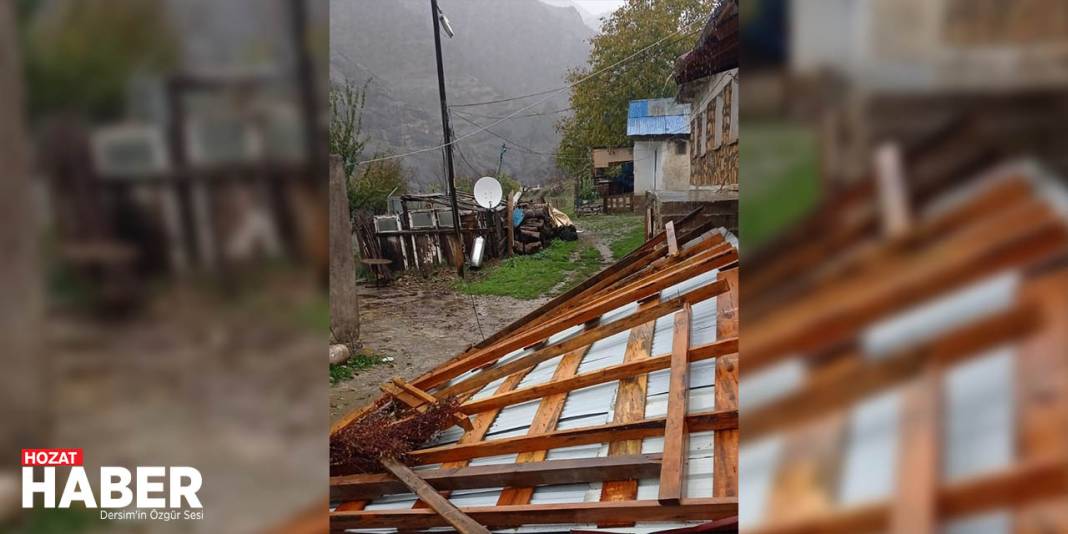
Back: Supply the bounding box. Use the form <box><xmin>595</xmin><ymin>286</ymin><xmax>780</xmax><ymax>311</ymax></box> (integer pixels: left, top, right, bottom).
<box><xmin>431</xmin><ymin>0</ymin><xmax>464</xmax><ymax>276</ymax></box>
<box><xmin>496</xmin><ymin>143</ymin><xmax>507</xmax><ymax>178</ymax></box>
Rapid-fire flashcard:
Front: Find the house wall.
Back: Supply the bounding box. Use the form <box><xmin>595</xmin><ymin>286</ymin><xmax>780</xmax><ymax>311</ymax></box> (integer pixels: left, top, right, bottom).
<box><xmin>633</xmin><ymin>139</ymin><xmax>691</xmax><ymax>195</ymax></box>
<box><xmin>790</xmin><ymin>0</ymin><xmax>1068</xmax><ymax>90</ymax></box>
<box><xmin>688</xmin><ymin>69</ymin><xmax>739</xmax><ymax>189</ymax></box>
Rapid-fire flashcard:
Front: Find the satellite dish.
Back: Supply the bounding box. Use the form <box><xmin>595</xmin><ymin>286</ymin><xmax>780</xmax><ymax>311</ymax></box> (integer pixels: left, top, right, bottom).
<box><xmin>473</xmin><ymin>176</ymin><xmax>503</xmax><ymax>209</ymax></box>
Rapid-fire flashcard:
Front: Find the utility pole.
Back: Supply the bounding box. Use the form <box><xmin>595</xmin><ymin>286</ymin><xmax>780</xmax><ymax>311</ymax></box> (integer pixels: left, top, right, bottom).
<box><xmin>430</xmin><ymin>0</ymin><xmax>464</xmax><ymax>276</ymax></box>
<box><xmin>496</xmin><ymin>143</ymin><xmax>508</xmax><ymax>178</ymax></box>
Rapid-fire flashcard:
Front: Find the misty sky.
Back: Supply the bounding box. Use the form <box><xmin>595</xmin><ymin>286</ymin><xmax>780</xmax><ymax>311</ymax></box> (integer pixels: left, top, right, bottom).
<box><xmin>573</xmin><ymin>0</ymin><xmax>625</xmax><ymax>16</ymax></box>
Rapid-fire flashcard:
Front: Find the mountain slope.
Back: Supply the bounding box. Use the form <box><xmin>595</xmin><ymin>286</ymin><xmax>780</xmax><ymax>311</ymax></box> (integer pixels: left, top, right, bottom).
<box><xmin>330</xmin><ymin>0</ymin><xmax>593</xmax><ymax>188</ymax></box>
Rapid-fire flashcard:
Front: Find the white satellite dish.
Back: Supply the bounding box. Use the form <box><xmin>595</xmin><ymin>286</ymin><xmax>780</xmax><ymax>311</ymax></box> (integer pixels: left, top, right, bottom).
<box><xmin>473</xmin><ymin>176</ymin><xmax>503</xmax><ymax>209</ymax></box>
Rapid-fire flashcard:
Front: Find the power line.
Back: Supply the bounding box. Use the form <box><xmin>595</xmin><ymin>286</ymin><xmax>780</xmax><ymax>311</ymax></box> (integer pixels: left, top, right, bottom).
<box><xmin>449</xmin><ymin>17</ymin><xmax>705</xmax><ymax>109</ymax></box>
<box><xmin>449</xmin><ymin>106</ymin><xmax>575</xmax><ymax>120</ymax></box>
<box><xmin>355</xmin><ymin>19</ymin><xmax>705</xmax><ymax>166</ymax></box>
<box><xmin>452</xmin><ymin>111</ymin><xmax>589</xmax><ymax>160</ymax></box>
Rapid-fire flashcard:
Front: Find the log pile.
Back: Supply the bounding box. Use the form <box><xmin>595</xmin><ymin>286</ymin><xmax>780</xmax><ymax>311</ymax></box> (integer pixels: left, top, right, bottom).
<box><xmin>513</xmin><ymin>204</ymin><xmax>577</xmax><ymax>255</ymax></box>
<box><xmin>514</xmin><ymin>205</ymin><xmax>552</xmax><ymax>254</ymax></box>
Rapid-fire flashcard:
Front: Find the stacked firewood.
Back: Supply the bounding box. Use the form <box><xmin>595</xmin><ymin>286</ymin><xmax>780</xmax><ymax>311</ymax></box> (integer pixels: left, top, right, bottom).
<box><xmin>514</xmin><ymin>205</ymin><xmax>553</xmax><ymax>254</ymax></box>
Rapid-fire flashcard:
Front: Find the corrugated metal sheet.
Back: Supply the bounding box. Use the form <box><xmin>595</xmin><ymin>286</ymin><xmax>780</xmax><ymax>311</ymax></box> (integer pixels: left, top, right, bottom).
<box><xmin>627</xmin><ymin>98</ymin><xmax>691</xmax><ymax>137</ymax></box>
<box><xmin>348</xmin><ymin>230</ymin><xmax>736</xmax><ymax>532</ymax></box>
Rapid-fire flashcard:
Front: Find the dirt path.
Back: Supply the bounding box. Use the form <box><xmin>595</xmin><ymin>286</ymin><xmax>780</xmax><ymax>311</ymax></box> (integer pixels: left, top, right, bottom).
<box><xmin>329</xmin><ymin>277</ymin><xmax>547</xmax><ymax>424</ymax></box>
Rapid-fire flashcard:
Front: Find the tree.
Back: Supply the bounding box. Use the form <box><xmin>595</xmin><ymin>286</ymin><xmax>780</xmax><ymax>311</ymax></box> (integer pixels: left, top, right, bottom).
<box><xmin>555</xmin><ymin>0</ymin><xmax>713</xmax><ymax>181</ymax></box>
<box><xmin>20</xmin><ymin>0</ymin><xmax>177</xmax><ymax>121</ymax></box>
<box><xmin>329</xmin><ymin>79</ymin><xmax>369</xmax><ymax>179</ymax></box>
<box><xmin>348</xmin><ymin>155</ymin><xmax>409</xmax><ymax>216</ymax></box>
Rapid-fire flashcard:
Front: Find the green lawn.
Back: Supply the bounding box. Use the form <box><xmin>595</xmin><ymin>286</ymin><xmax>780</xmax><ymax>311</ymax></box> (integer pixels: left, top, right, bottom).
<box><xmin>575</xmin><ymin>214</ymin><xmax>645</xmax><ymax>261</ymax></box>
<box><xmin>457</xmin><ymin>239</ymin><xmax>602</xmax><ymax>300</ymax></box>
<box><xmin>740</xmin><ymin>120</ymin><xmax>822</xmax><ymax>248</ymax></box>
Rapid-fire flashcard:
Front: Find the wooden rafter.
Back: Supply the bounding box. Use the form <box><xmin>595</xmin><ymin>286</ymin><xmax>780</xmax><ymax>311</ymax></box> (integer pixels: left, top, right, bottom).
<box><xmin>331</xmin><ymin>497</ymin><xmax>738</xmax><ymax>530</ymax></box>
<box><xmin>659</xmin><ymin>305</ymin><xmax>693</xmax><ymax>505</ymax></box>
<box><xmin>406</xmin><ymin>408</ymin><xmax>738</xmax><ymax>465</ymax></box>
<box><xmin>460</xmin><ymin>338</ymin><xmax>738</xmax><ymax>415</ymax></box>
<box><xmin>599</xmin><ymin>298</ymin><xmax>660</xmax><ymax>524</ymax></box>
<box><xmin>331</xmin><ymin>454</ymin><xmax>665</xmax><ymax>502</ymax></box>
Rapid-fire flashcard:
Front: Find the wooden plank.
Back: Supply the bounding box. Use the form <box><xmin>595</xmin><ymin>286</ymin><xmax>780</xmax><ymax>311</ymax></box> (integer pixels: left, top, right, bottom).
<box><xmin>388</xmin><ymin>378</ymin><xmax>473</xmax><ymax>431</ymax></box>
<box><xmin>873</xmin><ymin>143</ymin><xmax>911</xmax><ymax>239</ymax></box>
<box><xmin>748</xmin><ymin>456</ymin><xmax>1068</xmax><ymax>534</ymax></box>
<box><xmin>497</xmin><ymin>338</ymin><xmax>593</xmax><ymax>506</ymax></box>
<box><xmin>713</xmin><ymin>268</ymin><xmax>739</xmax><ymax>499</ymax></box>
<box><xmin>419</xmin><ymin>242</ymin><xmax>736</xmax><ymax>389</ymax></box>
<box><xmin>1015</xmin><ymin>271</ymin><xmax>1068</xmax><ymax>533</ymax></box>
<box><xmin>666</xmin><ymin>220</ymin><xmax>679</xmax><ymax>256</ymax></box>
<box><xmin>747</xmin><ymin>177</ymin><xmax>1034</xmax><ymax>321</ymax></box>
<box><xmin>889</xmin><ymin>370</ymin><xmax>939</xmax><ymax>534</ymax></box>
<box><xmin>331</xmin><ymin>454</ymin><xmax>665</xmax><ymax>501</ymax></box>
<box><xmin>460</xmin><ymin>338</ymin><xmax>738</xmax><ymax>415</ymax></box>
<box><xmin>436</xmin><ymin>279</ymin><xmax>732</xmax><ymax>399</ymax></box>
<box><xmin>330</xmin><ymin>497</ymin><xmax>738</xmax><ymax>530</ymax></box>
<box><xmin>405</xmin><ymin>408</ymin><xmax>738</xmax><ymax>465</ymax></box>
<box><xmin>741</xmin><ymin>305</ymin><xmax>1037</xmax><ymax>441</ymax></box>
<box><xmin>745</xmin><ymin>199</ymin><xmax>1066</xmax><ymax>373</ymax></box>
<box><xmin>599</xmin><ymin>298</ymin><xmax>660</xmax><ymax>520</ymax></box>
<box><xmin>660</xmin><ymin>305</ymin><xmax>692</xmax><ymax>505</ymax></box>
<box><xmin>378</xmin><ymin>457</ymin><xmax>490</xmax><ymax>534</ymax></box>
<box><xmin>764</xmin><ymin>414</ymin><xmax>848</xmax><ymax>526</ymax></box>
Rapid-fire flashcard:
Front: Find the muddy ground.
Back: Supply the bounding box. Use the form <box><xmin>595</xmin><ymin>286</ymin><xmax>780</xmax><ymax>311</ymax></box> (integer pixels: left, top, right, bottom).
<box><xmin>328</xmin><ymin>216</ymin><xmax>639</xmax><ymax>425</ymax></box>
<box><xmin>329</xmin><ymin>277</ymin><xmax>548</xmax><ymax>423</ymax></box>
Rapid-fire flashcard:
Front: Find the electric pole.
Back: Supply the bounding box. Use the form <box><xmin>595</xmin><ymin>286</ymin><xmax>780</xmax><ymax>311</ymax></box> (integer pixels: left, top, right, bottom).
<box><xmin>430</xmin><ymin>0</ymin><xmax>464</xmax><ymax>276</ymax></box>
<box><xmin>496</xmin><ymin>143</ymin><xmax>508</xmax><ymax>178</ymax></box>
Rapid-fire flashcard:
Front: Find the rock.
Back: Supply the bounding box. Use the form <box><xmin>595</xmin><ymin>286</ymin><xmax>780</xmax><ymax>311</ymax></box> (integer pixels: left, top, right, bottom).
<box><xmin>329</xmin><ymin>344</ymin><xmax>351</xmax><ymax>365</ymax></box>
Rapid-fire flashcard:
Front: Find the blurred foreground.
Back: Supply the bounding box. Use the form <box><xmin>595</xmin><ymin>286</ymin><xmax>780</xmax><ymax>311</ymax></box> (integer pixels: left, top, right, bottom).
<box><xmin>1</xmin><ymin>1</ymin><xmax>328</xmax><ymax>532</ymax></box>
<box><xmin>741</xmin><ymin>1</ymin><xmax>1068</xmax><ymax>532</ymax></box>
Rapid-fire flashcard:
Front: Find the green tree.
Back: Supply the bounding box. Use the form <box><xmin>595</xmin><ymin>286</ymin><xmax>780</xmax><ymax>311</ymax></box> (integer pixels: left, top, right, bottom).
<box><xmin>348</xmin><ymin>155</ymin><xmax>409</xmax><ymax>215</ymax></box>
<box><xmin>21</xmin><ymin>0</ymin><xmax>177</xmax><ymax>121</ymax></box>
<box><xmin>330</xmin><ymin>79</ymin><xmax>370</xmax><ymax>179</ymax></box>
<box><xmin>555</xmin><ymin>0</ymin><xmax>712</xmax><ymax>181</ymax></box>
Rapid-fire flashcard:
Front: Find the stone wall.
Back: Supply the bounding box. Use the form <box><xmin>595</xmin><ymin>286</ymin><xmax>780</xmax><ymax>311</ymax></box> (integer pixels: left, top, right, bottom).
<box><xmin>689</xmin><ymin>72</ymin><xmax>739</xmax><ymax>189</ymax></box>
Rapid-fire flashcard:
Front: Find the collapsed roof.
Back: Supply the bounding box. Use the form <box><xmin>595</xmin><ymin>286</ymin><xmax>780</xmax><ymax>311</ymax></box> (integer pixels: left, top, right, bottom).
<box><xmin>330</xmin><ymin>209</ymin><xmax>740</xmax><ymax>532</ymax></box>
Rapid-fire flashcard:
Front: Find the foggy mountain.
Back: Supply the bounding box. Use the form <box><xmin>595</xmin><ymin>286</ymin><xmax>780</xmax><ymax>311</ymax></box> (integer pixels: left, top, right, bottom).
<box><xmin>538</xmin><ymin>0</ymin><xmax>608</xmax><ymax>32</ymax></box>
<box><xmin>330</xmin><ymin>0</ymin><xmax>594</xmax><ymax>189</ymax></box>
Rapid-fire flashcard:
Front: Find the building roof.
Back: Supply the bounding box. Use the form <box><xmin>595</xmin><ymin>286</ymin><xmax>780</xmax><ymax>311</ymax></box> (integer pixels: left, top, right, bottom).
<box><xmin>674</xmin><ymin>0</ymin><xmax>739</xmax><ymax>85</ymax></box>
<box><xmin>626</xmin><ymin>98</ymin><xmax>691</xmax><ymax>138</ymax></box>
<box><xmin>329</xmin><ymin>219</ymin><xmax>741</xmax><ymax>532</ymax></box>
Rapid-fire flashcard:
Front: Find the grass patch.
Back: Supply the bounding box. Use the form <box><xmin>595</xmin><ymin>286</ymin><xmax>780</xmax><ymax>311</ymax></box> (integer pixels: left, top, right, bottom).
<box><xmin>558</xmin><ymin>242</ymin><xmax>603</xmax><ymax>293</ymax></box>
<box><xmin>741</xmin><ymin>120</ymin><xmax>821</xmax><ymax>248</ymax></box>
<box><xmin>458</xmin><ymin>237</ymin><xmax>605</xmax><ymax>300</ymax></box>
<box><xmin>608</xmin><ymin>223</ymin><xmax>646</xmax><ymax>260</ymax></box>
<box><xmin>330</xmin><ymin>353</ymin><xmax>389</xmax><ymax>385</ymax></box>
<box><xmin>458</xmin><ymin>240</ymin><xmax>580</xmax><ymax>299</ymax></box>
<box><xmin>575</xmin><ymin>214</ymin><xmax>645</xmax><ymax>261</ymax></box>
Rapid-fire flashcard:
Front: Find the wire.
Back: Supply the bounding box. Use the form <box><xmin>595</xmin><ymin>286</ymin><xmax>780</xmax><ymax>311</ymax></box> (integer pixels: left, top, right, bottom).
<box><xmin>449</xmin><ymin>106</ymin><xmax>575</xmax><ymax>120</ymax></box>
<box><xmin>355</xmin><ymin>19</ymin><xmax>705</xmax><ymax>166</ymax></box>
<box><xmin>451</xmin><ymin>110</ymin><xmax>596</xmax><ymax>161</ymax></box>
<box><xmin>468</xmin><ymin>292</ymin><xmax>486</xmax><ymax>341</ymax></box>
